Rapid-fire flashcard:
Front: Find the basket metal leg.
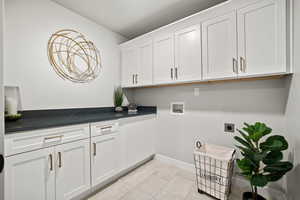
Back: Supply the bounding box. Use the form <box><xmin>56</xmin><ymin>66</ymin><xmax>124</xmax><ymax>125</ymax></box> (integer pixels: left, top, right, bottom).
<box><xmin>198</xmin><ymin>189</ymin><xmax>204</xmax><ymax>194</ymax></box>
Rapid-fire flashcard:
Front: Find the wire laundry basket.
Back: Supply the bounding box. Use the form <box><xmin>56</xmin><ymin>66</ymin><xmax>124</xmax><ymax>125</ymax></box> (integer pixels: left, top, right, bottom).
<box><xmin>193</xmin><ymin>142</ymin><xmax>235</xmax><ymax>200</ymax></box>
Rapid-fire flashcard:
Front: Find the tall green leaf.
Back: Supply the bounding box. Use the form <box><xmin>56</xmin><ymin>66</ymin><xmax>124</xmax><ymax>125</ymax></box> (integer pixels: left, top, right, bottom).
<box><xmin>263</xmin><ymin>151</ymin><xmax>283</xmax><ymax>165</ymax></box>
<box><xmin>251</xmin><ymin>174</ymin><xmax>268</xmax><ymax>187</ymax></box>
<box><xmin>260</xmin><ymin>135</ymin><xmax>288</xmax><ymax>151</ymax></box>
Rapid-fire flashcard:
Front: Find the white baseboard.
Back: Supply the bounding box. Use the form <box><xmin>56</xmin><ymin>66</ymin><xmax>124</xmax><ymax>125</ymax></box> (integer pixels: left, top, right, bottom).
<box><xmin>155</xmin><ymin>154</ymin><xmax>195</xmax><ymax>172</ymax></box>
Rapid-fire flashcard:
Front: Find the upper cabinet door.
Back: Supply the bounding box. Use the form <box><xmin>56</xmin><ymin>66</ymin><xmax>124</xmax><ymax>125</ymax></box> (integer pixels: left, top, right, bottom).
<box><xmin>5</xmin><ymin>148</ymin><xmax>55</xmax><ymax>200</ymax></box>
<box><xmin>153</xmin><ymin>34</ymin><xmax>175</xmax><ymax>84</ymax></box>
<box><xmin>175</xmin><ymin>25</ymin><xmax>202</xmax><ymax>82</ymax></box>
<box><xmin>202</xmin><ymin>11</ymin><xmax>238</xmax><ymax>80</ymax></box>
<box><xmin>237</xmin><ymin>0</ymin><xmax>286</xmax><ymax>77</ymax></box>
<box><xmin>121</xmin><ymin>47</ymin><xmax>138</xmax><ymax>87</ymax></box>
<box><xmin>137</xmin><ymin>40</ymin><xmax>153</xmax><ymax>86</ymax></box>
<box><xmin>55</xmin><ymin>139</ymin><xmax>90</xmax><ymax>200</ymax></box>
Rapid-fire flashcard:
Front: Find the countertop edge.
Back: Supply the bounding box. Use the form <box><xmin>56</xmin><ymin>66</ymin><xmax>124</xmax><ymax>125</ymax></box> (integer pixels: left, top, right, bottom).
<box><xmin>5</xmin><ymin>107</ymin><xmax>157</xmax><ymax>134</ymax></box>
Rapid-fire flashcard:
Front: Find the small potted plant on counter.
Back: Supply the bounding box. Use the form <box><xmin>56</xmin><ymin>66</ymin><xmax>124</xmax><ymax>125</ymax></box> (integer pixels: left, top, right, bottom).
<box><xmin>114</xmin><ymin>87</ymin><xmax>124</xmax><ymax>112</ymax></box>
<box><xmin>234</xmin><ymin>122</ymin><xmax>293</xmax><ymax>200</ymax></box>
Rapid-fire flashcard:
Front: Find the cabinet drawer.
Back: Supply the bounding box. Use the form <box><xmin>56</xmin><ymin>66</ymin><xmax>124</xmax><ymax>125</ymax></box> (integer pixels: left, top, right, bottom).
<box><xmin>90</xmin><ymin>121</ymin><xmax>119</xmax><ymax>137</ymax></box>
<box><xmin>5</xmin><ymin>124</ymin><xmax>90</xmax><ymax>156</ymax></box>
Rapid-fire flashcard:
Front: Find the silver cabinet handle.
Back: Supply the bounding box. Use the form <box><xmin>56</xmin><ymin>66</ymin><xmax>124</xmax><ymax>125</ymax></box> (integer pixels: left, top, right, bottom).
<box><xmin>233</xmin><ymin>58</ymin><xmax>237</xmax><ymax>73</ymax></box>
<box><xmin>240</xmin><ymin>57</ymin><xmax>243</xmax><ymax>72</ymax></box>
<box><xmin>132</xmin><ymin>74</ymin><xmax>135</xmax><ymax>84</ymax></box>
<box><xmin>240</xmin><ymin>57</ymin><xmax>246</xmax><ymax>72</ymax></box>
<box><xmin>171</xmin><ymin>68</ymin><xmax>173</xmax><ymax>79</ymax></box>
<box><xmin>58</xmin><ymin>152</ymin><xmax>62</xmax><ymax>168</ymax></box>
<box><xmin>135</xmin><ymin>74</ymin><xmax>138</xmax><ymax>84</ymax></box>
<box><xmin>44</xmin><ymin>135</ymin><xmax>63</xmax><ymax>141</ymax></box>
<box><xmin>101</xmin><ymin>125</ymin><xmax>112</xmax><ymax>130</ymax></box>
<box><xmin>175</xmin><ymin>68</ymin><xmax>178</xmax><ymax>79</ymax></box>
<box><xmin>49</xmin><ymin>154</ymin><xmax>53</xmax><ymax>171</ymax></box>
<box><xmin>93</xmin><ymin>143</ymin><xmax>97</xmax><ymax>156</ymax></box>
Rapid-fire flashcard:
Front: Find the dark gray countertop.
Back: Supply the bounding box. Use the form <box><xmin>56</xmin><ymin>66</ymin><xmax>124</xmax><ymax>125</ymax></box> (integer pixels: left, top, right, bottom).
<box><xmin>5</xmin><ymin>106</ymin><xmax>156</xmax><ymax>134</ymax></box>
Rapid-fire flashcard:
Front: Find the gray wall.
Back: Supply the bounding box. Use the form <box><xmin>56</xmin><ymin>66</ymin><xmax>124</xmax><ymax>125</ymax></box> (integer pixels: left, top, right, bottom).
<box><xmin>0</xmin><ymin>0</ymin><xmax>4</xmax><ymax>199</ymax></box>
<box><xmin>132</xmin><ymin>79</ymin><xmax>289</xmax><ymax>194</ymax></box>
<box><xmin>285</xmin><ymin>0</ymin><xmax>300</xmax><ymax>199</ymax></box>
<box><xmin>4</xmin><ymin>0</ymin><xmax>127</xmax><ymax>110</ymax></box>
<box><xmin>133</xmin><ymin>79</ymin><xmax>288</xmax><ymax>163</ymax></box>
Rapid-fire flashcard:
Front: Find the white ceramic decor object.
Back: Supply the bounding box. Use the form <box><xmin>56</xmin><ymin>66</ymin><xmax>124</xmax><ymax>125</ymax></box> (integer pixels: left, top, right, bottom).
<box><xmin>6</xmin><ymin>97</ymin><xmax>18</xmax><ymax>115</ymax></box>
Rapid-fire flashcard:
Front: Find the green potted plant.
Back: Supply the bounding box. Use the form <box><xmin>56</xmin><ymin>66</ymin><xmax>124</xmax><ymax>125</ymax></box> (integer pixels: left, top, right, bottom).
<box><xmin>234</xmin><ymin>122</ymin><xmax>293</xmax><ymax>200</ymax></box>
<box><xmin>114</xmin><ymin>87</ymin><xmax>124</xmax><ymax>112</ymax></box>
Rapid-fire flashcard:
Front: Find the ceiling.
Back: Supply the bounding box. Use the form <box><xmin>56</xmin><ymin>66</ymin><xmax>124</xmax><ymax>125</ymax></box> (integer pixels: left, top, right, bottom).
<box><xmin>52</xmin><ymin>0</ymin><xmax>227</xmax><ymax>39</ymax></box>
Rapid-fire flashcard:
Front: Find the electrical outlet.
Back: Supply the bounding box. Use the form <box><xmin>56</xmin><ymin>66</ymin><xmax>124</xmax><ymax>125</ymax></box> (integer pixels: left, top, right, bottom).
<box><xmin>224</xmin><ymin>123</ymin><xmax>235</xmax><ymax>133</ymax></box>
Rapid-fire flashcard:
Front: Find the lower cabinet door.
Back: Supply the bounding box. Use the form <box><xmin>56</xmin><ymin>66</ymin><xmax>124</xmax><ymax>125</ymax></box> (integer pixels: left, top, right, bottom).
<box><xmin>120</xmin><ymin>116</ymin><xmax>155</xmax><ymax>168</ymax></box>
<box><xmin>55</xmin><ymin>139</ymin><xmax>91</xmax><ymax>200</ymax></box>
<box><xmin>5</xmin><ymin>147</ymin><xmax>55</xmax><ymax>200</ymax></box>
<box><xmin>91</xmin><ymin>134</ymin><xmax>118</xmax><ymax>187</ymax></box>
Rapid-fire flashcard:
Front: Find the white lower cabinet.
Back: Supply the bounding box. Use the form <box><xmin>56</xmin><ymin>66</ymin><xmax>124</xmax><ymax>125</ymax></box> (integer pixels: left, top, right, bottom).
<box><xmin>120</xmin><ymin>116</ymin><xmax>155</xmax><ymax>168</ymax></box>
<box><xmin>55</xmin><ymin>139</ymin><xmax>91</xmax><ymax>200</ymax></box>
<box><xmin>91</xmin><ymin>134</ymin><xmax>118</xmax><ymax>187</ymax></box>
<box><xmin>5</xmin><ymin>147</ymin><xmax>55</xmax><ymax>200</ymax></box>
<box><xmin>5</xmin><ymin>116</ymin><xmax>156</xmax><ymax>200</ymax></box>
<box><xmin>5</xmin><ymin>139</ymin><xmax>91</xmax><ymax>200</ymax></box>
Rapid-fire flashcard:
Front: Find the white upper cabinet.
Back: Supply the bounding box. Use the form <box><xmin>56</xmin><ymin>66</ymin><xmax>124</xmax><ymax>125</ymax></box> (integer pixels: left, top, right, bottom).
<box><xmin>120</xmin><ymin>0</ymin><xmax>290</xmax><ymax>87</ymax></box>
<box><xmin>121</xmin><ymin>47</ymin><xmax>138</xmax><ymax>87</ymax></box>
<box><xmin>137</xmin><ymin>40</ymin><xmax>153</xmax><ymax>86</ymax></box>
<box><xmin>55</xmin><ymin>139</ymin><xmax>91</xmax><ymax>200</ymax></box>
<box><xmin>153</xmin><ymin>34</ymin><xmax>175</xmax><ymax>84</ymax></box>
<box><xmin>237</xmin><ymin>0</ymin><xmax>287</xmax><ymax>77</ymax></box>
<box><xmin>5</xmin><ymin>148</ymin><xmax>55</xmax><ymax>200</ymax></box>
<box><xmin>202</xmin><ymin>11</ymin><xmax>238</xmax><ymax>80</ymax></box>
<box><xmin>175</xmin><ymin>25</ymin><xmax>202</xmax><ymax>82</ymax></box>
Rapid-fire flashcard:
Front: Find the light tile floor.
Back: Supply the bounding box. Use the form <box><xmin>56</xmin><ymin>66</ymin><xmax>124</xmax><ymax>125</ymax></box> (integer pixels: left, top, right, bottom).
<box><xmin>87</xmin><ymin>159</ymin><xmax>240</xmax><ymax>200</ymax></box>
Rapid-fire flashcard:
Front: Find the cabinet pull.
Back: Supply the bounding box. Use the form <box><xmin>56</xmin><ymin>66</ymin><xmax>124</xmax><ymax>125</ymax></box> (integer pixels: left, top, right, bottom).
<box><xmin>240</xmin><ymin>57</ymin><xmax>243</xmax><ymax>72</ymax></box>
<box><xmin>240</xmin><ymin>57</ymin><xmax>246</xmax><ymax>72</ymax></box>
<box><xmin>135</xmin><ymin>74</ymin><xmax>138</xmax><ymax>84</ymax></box>
<box><xmin>101</xmin><ymin>125</ymin><xmax>112</xmax><ymax>130</ymax></box>
<box><xmin>175</xmin><ymin>68</ymin><xmax>178</xmax><ymax>79</ymax></box>
<box><xmin>171</xmin><ymin>68</ymin><xmax>173</xmax><ymax>79</ymax></box>
<box><xmin>233</xmin><ymin>58</ymin><xmax>237</xmax><ymax>73</ymax></box>
<box><xmin>242</xmin><ymin>57</ymin><xmax>246</xmax><ymax>72</ymax></box>
<box><xmin>58</xmin><ymin>152</ymin><xmax>62</xmax><ymax>168</ymax></box>
<box><xmin>44</xmin><ymin>135</ymin><xmax>63</xmax><ymax>141</ymax></box>
<box><xmin>132</xmin><ymin>74</ymin><xmax>135</xmax><ymax>84</ymax></box>
<box><xmin>93</xmin><ymin>143</ymin><xmax>97</xmax><ymax>156</ymax></box>
<box><xmin>49</xmin><ymin>154</ymin><xmax>53</xmax><ymax>171</ymax></box>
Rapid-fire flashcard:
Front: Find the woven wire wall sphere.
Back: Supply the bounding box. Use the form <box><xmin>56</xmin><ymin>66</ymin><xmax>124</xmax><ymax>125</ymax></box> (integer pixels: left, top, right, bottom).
<box><xmin>47</xmin><ymin>29</ymin><xmax>102</xmax><ymax>83</ymax></box>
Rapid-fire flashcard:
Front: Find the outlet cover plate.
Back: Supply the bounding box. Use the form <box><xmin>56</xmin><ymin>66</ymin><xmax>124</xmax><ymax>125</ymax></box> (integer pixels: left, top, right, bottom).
<box><xmin>224</xmin><ymin>123</ymin><xmax>235</xmax><ymax>133</ymax></box>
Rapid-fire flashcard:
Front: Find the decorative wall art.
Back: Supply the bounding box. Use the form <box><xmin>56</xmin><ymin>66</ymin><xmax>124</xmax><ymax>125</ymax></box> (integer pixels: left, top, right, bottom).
<box><xmin>47</xmin><ymin>29</ymin><xmax>101</xmax><ymax>83</ymax></box>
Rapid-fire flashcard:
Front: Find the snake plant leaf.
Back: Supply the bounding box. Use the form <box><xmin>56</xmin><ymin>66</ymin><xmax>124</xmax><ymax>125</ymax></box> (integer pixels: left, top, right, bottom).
<box><xmin>264</xmin><ymin>162</ymin><xmax>293</xmax><ymax>173</ymax></box>
<box><xmin>251</xmin><ymin>174</ymin><xmax>268</xmax><ymax>187</ymax></box>
<box><xmin>263</xmin><ymin>151</ymin><xmax>283</xmax><ymax>165</ymax></box>
<box><xmin>260</xmin><ymin>135</ymin><xmax>288</xmax><ymax>151</ymax></box>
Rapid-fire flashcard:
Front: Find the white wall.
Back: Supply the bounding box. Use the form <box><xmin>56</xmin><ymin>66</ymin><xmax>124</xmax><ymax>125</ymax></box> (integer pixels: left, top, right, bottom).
<box><xmin>0</xmin><ymin>0</ymin><xmax>4</xmax><ymax>199</ymax></box>
<box><xmin>133</xmin><ymin>79</ymin><xmax>288</xmax><ymax>163</ymax></box>
<box><xmin>4</xmin><ymin>0</ymin><xmax>127</xmax><ymax>110</ymax></box>
<box><xmin>133</xmin><ymin>79</ymin><xmax>288</xmax><ymax>194</ymax></box>
<box><xmin>285</xmin><ymin>0</ymin><xmax>300</xmax><ymax>199</ymax></box>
